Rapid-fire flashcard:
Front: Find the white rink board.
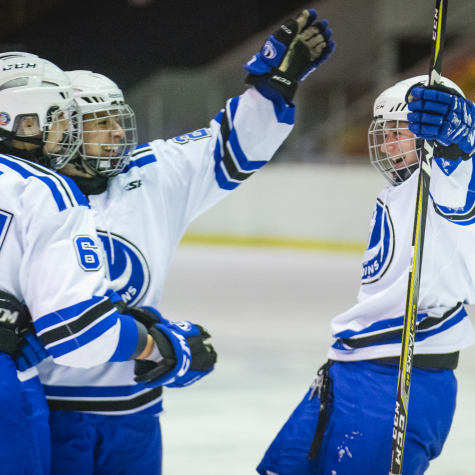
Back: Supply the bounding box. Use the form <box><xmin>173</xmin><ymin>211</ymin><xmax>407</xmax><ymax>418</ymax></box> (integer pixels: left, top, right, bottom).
<box><xmin>186</xmin><ymin>163</ymin><xmax>387</xmax><ymax>245</ymax></box>
<box><xmin>159</xmin><ymin>245</ymin><xmax>475</xmax><ymax>475</ymax></box>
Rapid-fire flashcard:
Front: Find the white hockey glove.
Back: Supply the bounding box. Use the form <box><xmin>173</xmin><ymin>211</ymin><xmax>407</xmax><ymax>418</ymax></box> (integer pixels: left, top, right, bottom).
<box><xmin>245</xmin><ymin>8</ymin><xmax>335</xmax><ymax>101</ymax></box>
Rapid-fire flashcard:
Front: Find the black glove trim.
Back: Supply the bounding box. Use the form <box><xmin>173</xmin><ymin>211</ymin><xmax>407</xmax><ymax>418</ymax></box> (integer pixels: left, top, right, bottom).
<box><xmin>0</xmin><ymin>327</ymin><xmax>20</xmax><ymax>356</ymax></box>
<box><xmin>128</xmin><ymin>321</ymin><xmax>149</xmax><ymax>361</ymax></box>
<box><xmin>124</xmin><ymin>306</ymin><xmax>162</xmax><ymax>329</ymax></box>
<box><xmin>0</xmin><ymin>290</ymin><xmax>32</xmax><ymax>356</ymax></box>
<box><xmin>246</xmin><ymin>71</ymin><xmax>298</xmax><ymax>101</ymax></box>
<box><xmin>187</xmin><ymin>335</ymin><xmax>217</xmax><ymax>371</ymax></box>
<box><xmin>273</xmin><ymin>19</ymin><xmax>299</xmax><ymax>47</ymax></box>
<box><xmin>406</xmin><ymin>81</ymin><xmax>463</xmax><ymax>105</ymax></box>
<box><xmin>434</xmin><ymin>142</ymin><xmax>471</xmax><ymax>161</ymax></box>
<box><xmin>133</xmin><ymin>326</ymin><xmax>177</xmax><ymax>384</ymax></box>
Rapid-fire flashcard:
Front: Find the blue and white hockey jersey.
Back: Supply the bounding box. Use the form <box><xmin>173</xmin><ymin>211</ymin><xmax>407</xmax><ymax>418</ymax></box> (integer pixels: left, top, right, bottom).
<box><xmin>37</xmin><ymin>87</ymin><xmax>295</xmax><ymax>414</ymax></box>
<box><xmin>328</xmin><ymin>156</ymin><xmax>475</xmax><ymax>362</ymax></box>
<box><xmin>0</xmin><ymin>154</ymin><xmax>148</xmax><ymax>381</ymax></box>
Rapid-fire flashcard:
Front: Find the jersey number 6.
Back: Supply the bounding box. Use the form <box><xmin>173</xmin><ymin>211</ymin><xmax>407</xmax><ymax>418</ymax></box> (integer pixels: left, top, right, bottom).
<box><xmin>74</xmin><ymin>235</ymin><xmax>103</xmax><ymax>271</ymax></box>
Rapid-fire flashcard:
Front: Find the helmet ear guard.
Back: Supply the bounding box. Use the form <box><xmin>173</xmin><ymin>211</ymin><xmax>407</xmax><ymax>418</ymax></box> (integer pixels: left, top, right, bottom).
<box><xmin>0</xmin><ymin>52</ymin><xmax>82</xmax><ymax>169</ymax></box>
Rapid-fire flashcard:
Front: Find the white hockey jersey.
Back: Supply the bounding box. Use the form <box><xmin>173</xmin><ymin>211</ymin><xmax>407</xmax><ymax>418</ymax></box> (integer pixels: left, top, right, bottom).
<box><xmin>37</xmin><ymin>87</ymin><xmax>295</xmax><ymax>415</ymax></box>
<box><xmin>328</xmin><ymin>156</ymin><xmax>475</xmax><ymax>362</ymax></box>
<box><xmin>0</xmin><ymin>154</ymin><xmax>148</xmax><ymax>380</ymax></box>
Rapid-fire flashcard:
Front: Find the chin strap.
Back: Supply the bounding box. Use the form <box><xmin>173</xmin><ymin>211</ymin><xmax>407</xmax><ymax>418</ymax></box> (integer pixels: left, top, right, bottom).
<box><xmin>393</xmin><ymin>138</ymin><xmax>425</xmax><ymax>184</ymax></box>
<box><xmin>0</xmin><ymin>130</ymin><xmax>51</xmax><ymax>168</ymax></box>
<box><xmin>0</xmin><ymin>127</ymin><xmax>44</xmax><ymax>147</ymax></box>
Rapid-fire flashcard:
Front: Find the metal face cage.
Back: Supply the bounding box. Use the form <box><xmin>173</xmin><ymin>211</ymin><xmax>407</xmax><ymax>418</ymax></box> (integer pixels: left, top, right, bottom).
<box><xmin>11</xmin><ymin>102</ymin><xmax>82</xmax><ymax>169</ymax></box>
<box><xmin>43</xmin><ymin>104</ymin><xmax>82</xmax><ymax>169</ymax></box>
<box><xmin>80</xmin><ymin>104</ymin><xmax>138</xmax><ymax>177</ymax></box>
<box><xmin>368</xmin><ymin>118</ymin><xmax>421</xmax><ymax>186</ymax></box>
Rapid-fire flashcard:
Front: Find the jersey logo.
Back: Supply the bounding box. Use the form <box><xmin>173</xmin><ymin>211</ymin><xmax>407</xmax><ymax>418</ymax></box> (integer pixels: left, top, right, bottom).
<box><xmin>0</xmin><ymin>210</ymin><xmax>13</xmax><ymax>253</ymax></box>
<box><xmin>172</xmin><ymin>128</ymin><xmax>211</xmax><ymax>145</ymax></box>
<box><xmin>97</xmin><ymin>231</ymin><xmax>150</xmax><ymax>306</ymax></box>
<box><xmin>124</xmin><ymin>180</ymin><xmax>142</xmax><ymax>191</ymax></box>
<box><xmin>361</xmin><ymin>199</ymin><xmax>395</xmax><ymax>284</ymax></box>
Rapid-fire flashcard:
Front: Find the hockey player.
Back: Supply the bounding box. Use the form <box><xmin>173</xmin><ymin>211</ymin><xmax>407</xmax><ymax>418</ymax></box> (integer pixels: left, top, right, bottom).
<box><xmin>257</xmin><ymin>76</ymin><xmax>475</xmax><ymax>475</ymax></box>
<box><xmin>35</xmin><ymin>8</ymin><xmax>335</xmax><ymax>475</ymax></box>
<box><xmin>0</xmin><ymin>52</ymin><xmax>215</xmax><ymax>475</ymax></box>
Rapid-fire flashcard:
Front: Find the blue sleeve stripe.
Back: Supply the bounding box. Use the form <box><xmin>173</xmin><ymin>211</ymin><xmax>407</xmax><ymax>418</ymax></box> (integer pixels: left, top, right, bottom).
<box><xmin>35</xmin><ymin>296</ymin><xmax>108</xmax><ymax>333</ymax></box>
<box><xmin>46</xmin><ymin>313</ymin><xmax>118</xmax><ymax>358</ymax></box>
<box><xmin>433</xmin><ymin>156</ymin><xmax>463</xmax><ymax>176</ymax></box>
<box><xmin>40</xmin><ymin>304</ymin><xmax>117</xmax><ymax>348</ymax></box>
<box><xmin>105</xmin><ymin>314</ymin><xmax>139</xmax><ymax>362</ymax></box>
<box><xmin>228</xmin><ymin>130</ymin><xmax>267</xmax><ymax>171</ymax></box>
<box><xmin>37</xmin><ymin>298</ymin><xmax>121</xmax><ymax>355</ymax></box>
<box><xmin>431</xmin><ymin>193</ymin><xmax>475</xmax><ymax>225</ymax></box>
<box><xmin>228</xmin><ymin>97</ymin><xmax>239</xmax><ymax>124</ymax></box>
<box><xmin>212</xmin><ymin>106</ymin><xmax>268</xmax><ymax>190</ymax></box>
<box><xmin>213</xmin><ymin>135</ymin><xmax>240</xmax><ymax>190</ymax></box>
<box><xmin>0</xmin><ymin>155</ymin><xmax>68</xmax><ymax>211</ymax></box>
<box><xmin>213</xmin><ymin>110</ymin><xmax>224</xmax><ymax>124</ymax></box>
<box><xmin>431</xmin><ymin>161</ymin><xmax>475</xmax><ymax>224</ymax></box>
<box><xmin>120</xmin><ymin>153</ymin><xmax>156</xmax><ymax>174</ymax></box>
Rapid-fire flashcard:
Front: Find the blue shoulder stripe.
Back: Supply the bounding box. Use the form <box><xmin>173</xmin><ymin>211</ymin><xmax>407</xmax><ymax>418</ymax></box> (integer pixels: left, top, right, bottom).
<box><xmin>121</xmin><ymin>152</ymin><xmax>156</xmax><ymax>174</ymax></box>
<box><xmin>0</xmin><ymin>155</ymin><xmax>68</xmax><ymax>211</ymax></box>
<box><xmin>59</xmin><ymin>174</ymin><xmax>89</xmax><ymax>207</ymax></box>
<box><xmin>213</xmin><ymin>143</ymin><xmax>240</xmax><ymax>191</ymax></box>
<box><xmin>134</xmin><ymin>143</ymin><xmax>152</xmax><ymax>152</ymax></box>
<box><xmin>0</xmin><ymin>154</ymin><xmax>88</xmax><ymax>211</ymax></box>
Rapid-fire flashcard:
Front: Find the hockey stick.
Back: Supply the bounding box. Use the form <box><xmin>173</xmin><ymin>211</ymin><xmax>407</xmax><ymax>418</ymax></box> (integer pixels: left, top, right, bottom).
<box><xmin>389</xmin><ymin>1</ymin><xmax>448</xmax><ymax>474</ymax></box>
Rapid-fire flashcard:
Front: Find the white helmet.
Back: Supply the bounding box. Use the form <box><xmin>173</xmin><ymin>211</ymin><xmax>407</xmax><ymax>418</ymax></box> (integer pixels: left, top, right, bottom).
<box><xmin>66</xmin><ymin>70</ymin><xmax>137</xmax><ymax>177</ymax></box>
<box><xmin>368</xmin><ymin>75</ymin><xmax>464</xmax><ymax>185</ymax></box>
<box><xmin>0</xmin><ymin>52</ymin><xmax>81</xmax><ymax>169</ymax></box>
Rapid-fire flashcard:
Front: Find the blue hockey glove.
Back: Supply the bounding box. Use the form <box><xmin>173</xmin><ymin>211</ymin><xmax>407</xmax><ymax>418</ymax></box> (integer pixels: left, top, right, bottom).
<box><xmin>128</xmin><ymin>307</ymin><xmax>217</xmax><ymax>389</ymax></box>
<box><xmin>407</xmin><ymin>84</ymin><xmax>475</xmax><ymax>160</ymax></box>
<box><xmin>14</xmin><ymin>332</ymin><xmax>50</xmax><ymax>372</ymax></box>
<box><xmin>245</xmin><ymin>8</ymin><xmax>334</xmax><ymax>100</ymax></box>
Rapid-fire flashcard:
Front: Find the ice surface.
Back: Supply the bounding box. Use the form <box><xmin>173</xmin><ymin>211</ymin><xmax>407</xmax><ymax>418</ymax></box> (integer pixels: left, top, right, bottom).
<box><xmin>159</xmin><ymin>244</ymin><xmax>475</xmax><ymax>475</ymax></box>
